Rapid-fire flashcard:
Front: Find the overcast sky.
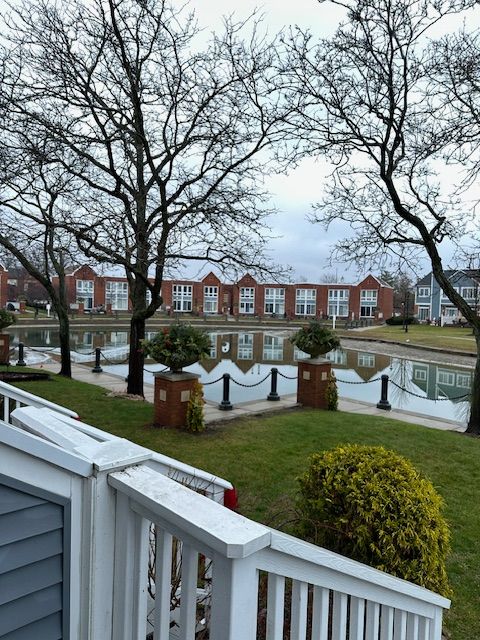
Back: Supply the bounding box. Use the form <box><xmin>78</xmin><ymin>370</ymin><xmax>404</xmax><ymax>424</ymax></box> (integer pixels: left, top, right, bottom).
<box><xmin>194</xmin><ymin>0</ymin><xmax>351</xmax><ymax>283</ymax></box>
<box><xmin>188</xmin><ymin>0</ymin><xmax>479</xmax><ymax>284</ymax></box>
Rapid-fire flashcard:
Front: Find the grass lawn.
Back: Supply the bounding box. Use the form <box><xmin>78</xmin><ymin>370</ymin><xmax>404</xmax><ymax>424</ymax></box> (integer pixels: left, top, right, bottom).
<box><xmin>341</xmin><ymin>323</ymin><xmax>477</xmax><ymax>353</ymax></box>
<box><xmin>8</xmin><ymin>371</ymin><xmax>480</xmax><ymax>640</ymax></box>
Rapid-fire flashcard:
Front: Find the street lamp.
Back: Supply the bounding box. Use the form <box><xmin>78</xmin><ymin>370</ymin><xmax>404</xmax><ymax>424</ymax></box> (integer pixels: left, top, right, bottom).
<box><xmin>403</xmin><ymin>291</ymin><xmax>409</xmax><ymax>333</ymax></box>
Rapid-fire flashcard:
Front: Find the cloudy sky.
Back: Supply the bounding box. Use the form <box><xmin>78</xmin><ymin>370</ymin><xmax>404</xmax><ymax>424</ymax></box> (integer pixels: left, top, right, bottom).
<box><xmin>195</xmin><ymin>0</ymin><xmax>350</xmax><ymax>282</ymax></box>
<box><xmin>189</xmin><ymin>0</ymin><xmax>479</xmax><ymax>284</ymax></box>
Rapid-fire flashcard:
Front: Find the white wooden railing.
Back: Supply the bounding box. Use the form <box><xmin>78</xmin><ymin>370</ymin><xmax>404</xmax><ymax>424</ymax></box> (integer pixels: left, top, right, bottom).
<box><xmin>0</xmin><ymin>379</ymin><xmax>79</xmax><ymax>422</ymax></box>
<box><xmin>109</xmin><ymin>465</ymin><xmax>450</xmax><ymax>640</ymax></box>
<box><xmin>6</xmin><ymin>395</ymin><xmax>451</xmax><ymax>640</ymax></box>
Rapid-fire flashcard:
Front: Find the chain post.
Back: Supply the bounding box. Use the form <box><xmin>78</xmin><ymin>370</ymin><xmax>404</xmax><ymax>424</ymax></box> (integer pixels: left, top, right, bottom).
<box><xmin>16</xmin><ymin>342</ymin><xmax>26</xmax><ymax>367</ymax></box>
<box><xmin>267</xmin><ymin>367</ymin><xmax>280</xmax><ymax>401</ymax></box>
<box><xmin>218</xmin><ymin>373</ymin><xmax>233</xmax><ymax>411</ymax></box>
<box><xmin>376</xmin><ymin>374</ymin><xmax>391</xmax><ymax>410</ymax></box>
<box><xmin>91</xmin><ymin>347</ymin><xmax>103</xmax><ymax>373</ymax></box>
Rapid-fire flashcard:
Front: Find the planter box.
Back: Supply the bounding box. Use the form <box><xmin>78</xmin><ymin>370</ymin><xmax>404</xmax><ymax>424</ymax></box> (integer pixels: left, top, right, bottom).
<box><xmin>297</xmin><ymin>358</ymin><xmax>332</xmax><ymax>410</ymax></box>
<box><xmin>153</xmin><ymin>371</ymin><xmax>200</xmax><ymax>428</ymax></box>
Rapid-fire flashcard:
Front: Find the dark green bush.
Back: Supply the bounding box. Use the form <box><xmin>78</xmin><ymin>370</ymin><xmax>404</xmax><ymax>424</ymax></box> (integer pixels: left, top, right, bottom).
<box><xmin>296</xmin><ymin>445</ymin><xmax>452</xmax><ymax>596</ymax></box>
<box><xmin>385</xmin><ymin>316</ymin><xmax>415</xmax><ymax>325</ymax></box>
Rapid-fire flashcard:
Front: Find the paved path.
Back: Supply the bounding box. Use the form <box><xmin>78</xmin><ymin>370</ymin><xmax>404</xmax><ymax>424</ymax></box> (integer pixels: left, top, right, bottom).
<box><xmin>33</xmin><ymin>361</ymin><xmax>466</xmax><ymax>432</ymax></box>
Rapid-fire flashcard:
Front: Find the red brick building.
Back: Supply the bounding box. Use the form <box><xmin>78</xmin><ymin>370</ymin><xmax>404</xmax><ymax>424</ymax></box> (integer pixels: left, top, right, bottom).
<box><xmin>7</xmin><ymin>265</ymin><xmax>393</xmax><ymax>321</ymax></box>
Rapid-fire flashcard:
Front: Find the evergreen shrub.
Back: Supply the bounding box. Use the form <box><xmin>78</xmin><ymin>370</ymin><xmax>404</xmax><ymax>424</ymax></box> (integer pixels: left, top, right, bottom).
<box><xmin>185</xmin><ymin>382</ymin><xmax>205</xmax><ymax>433</ymax></box>
<box><xmin>296</xmin><ymin>444</ymin><xmax>452</xmax><ymax>596</ymax></box>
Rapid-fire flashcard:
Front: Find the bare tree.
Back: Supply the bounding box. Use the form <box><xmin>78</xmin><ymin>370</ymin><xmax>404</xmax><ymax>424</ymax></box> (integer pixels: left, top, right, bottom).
<box><xmin>0</xmin><ymin>150</ymin><xmax>82</xmax><ymax>377</ymax></box>
<box><xmin>1</xmin><ymin>0</ymin><xmax>291</xmax><ymax>395</ymax></box>
<box><xmin>285</xmin><ymin>0</ymin><xmax>480</xmax><ymax>433</ymax></box>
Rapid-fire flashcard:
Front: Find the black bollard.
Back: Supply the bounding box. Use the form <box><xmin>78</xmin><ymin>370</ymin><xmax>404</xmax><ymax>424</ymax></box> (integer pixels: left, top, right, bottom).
<box><xmin>267</xmin><ymin>367</ymin><xmax>280</xmax><ymax>401</ymax></box>
<box><xmin>376</xmin><ymin>374</ymin><xmax>391</xmax><ymax>410</ymax></box>
<box><xmin>91</xmin><ymin>348</ymin><xmax>103</xmax><ymax>373</ymax></box>
<box><xmin>218</xmin><ymin>373</ymin><xmax>233</xmax><ymax>411</ymax></box>
<box><xmin>16</xmin><ymin>342</ymin><xmax>26</xmax><ymax>367</ymax></box>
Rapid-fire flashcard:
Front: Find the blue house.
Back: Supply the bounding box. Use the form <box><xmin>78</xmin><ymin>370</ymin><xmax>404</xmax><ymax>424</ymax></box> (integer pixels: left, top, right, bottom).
<box><xmin>415</xmin><ymin>270</ymin><xmax>480</xmax><ymax>324</ymax></box>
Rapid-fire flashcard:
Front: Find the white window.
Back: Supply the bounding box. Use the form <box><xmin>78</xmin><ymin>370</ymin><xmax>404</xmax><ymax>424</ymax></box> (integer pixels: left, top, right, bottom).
<box><xmin>413</xmin><ymin>368</ymin><xmax>427</xmax><ymax>381</ymax></box>
<box><xmin>207</xmin><ymin>333</ymin><xmax>217</xmax><ymax>359</ymax></box>
<box><xmin>462</xmin><ymin>287</ymin><xmax>476</xmax><ymax>300</ymax></box>
<box><xmin>442</xmin><ymin>286</ymin><xmax>460</xmax><ymax>301</ymax></box>
<box><xmin>456</xmin><ymin>373</ymin><xmax>471</xmax><ymax>388</ymax></box>
<box><xmin>296</xmin><ymin>289</ymin><xmax>316</xmax><ymax>315</ymax></box>
<box><xmin>418</xmin><ymin>287</ymin><xmax>430</xmax><ymax>297</ymax></box>
<box><xmin>237</xmin><ymin>333</ymin><xmax>254</xmax><ymax>359</ymax></box>
<box><xmin>418</xmin><ymin>307</ymin><xmax>430</xmax><ymax>321</ymax></box>
<box><xmin>328</xmin><ymin>289</ymin><xmax>349</xmax><ymax>317</ymax></box>
<box><xmin>360</xmin><ymin>289</ymin><xmax>377</xmax><ymax>317</ymax></box>
<box><xmin>76</xmin><ymin>280</ymin><xmax>94</xmax><ymax>309</ymax></box>
<box><xmin>264</xmin><ymin>288</ymin><xmax>285</xmax><ymax>315</ymax></box>
<box><xmin>437</xmin><ymin>370</ymin><xmax>455</xmax><ymax>386</ymax></box>
<box><xmin>263</xmin><ymin>335</ymin><xmax>284</xmax><ymax>361</ymax></box>
<box><xmin>325</xmin><ymin>349</ymin><xmax>347</xmax><ymax>365</ymax></box>
<box><xmin>357</xmin><ymin>353</ymin><xmax>375</xmax><ymax>368</ymax></box>
<box><xmin>204</xmin><ymin>286</ymin><xmax>218</xmax><ymax>313</ymax></box>
<box><xmin>105</xmin><ymin>281</ymin><xmax>129</xmax><ymax>310</ymax></box>
<box><xmin>240</xmin><ymin>287</ymin><xmax>255</xmax><ymax>314</ymax></box>
<box><xmin>173</xmin><ymin>284</ymin><xmax>192</xmax><ymax>312</ymax></box>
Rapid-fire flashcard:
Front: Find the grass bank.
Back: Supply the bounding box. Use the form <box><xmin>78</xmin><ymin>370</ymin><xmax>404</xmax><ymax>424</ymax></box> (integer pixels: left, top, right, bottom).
<box><xmin>8</xmin><ymin>371</ymin><xmax>480</xmax><ymax>640</ymax></box>
<box><xmin>341</xmin><ymin>323</ymin><xmax>476</xmax><ymax>353</ymax></box>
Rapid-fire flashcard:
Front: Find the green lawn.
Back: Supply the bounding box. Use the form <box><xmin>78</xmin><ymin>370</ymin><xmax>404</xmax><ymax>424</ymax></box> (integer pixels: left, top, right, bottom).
<box><xmin>8</xmin><ymin>372</ymin><xmax>480</xmax><ymax>640</ymax></box>
<box><xmin>340</xmin><ymin>323</ymin><xmax>477</xmax><ymax>353</ymax></box>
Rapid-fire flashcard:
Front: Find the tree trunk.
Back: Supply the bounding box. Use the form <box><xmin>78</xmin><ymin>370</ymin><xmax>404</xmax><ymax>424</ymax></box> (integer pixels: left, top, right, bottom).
<box><xmin>466</xmin><ymin>331</ymin><xmax>480</xmax><ymax>435</ymax></box>
<box><xmin>127</xmin><ymin>314</ymin><xmax>146</xmax><ymax>395</ymax></box>
<box><xmin>56</xmin><ymin>305</ymin><xmax>72</xmax><ymax>377</ymax></box>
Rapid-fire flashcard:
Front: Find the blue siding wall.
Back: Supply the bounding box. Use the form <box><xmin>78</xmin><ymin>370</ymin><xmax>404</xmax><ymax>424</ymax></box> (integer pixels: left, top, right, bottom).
<box><xmin>0</xmin><ymin>482</ymin><xmax>66</xmax><ymax>639</ymax></box>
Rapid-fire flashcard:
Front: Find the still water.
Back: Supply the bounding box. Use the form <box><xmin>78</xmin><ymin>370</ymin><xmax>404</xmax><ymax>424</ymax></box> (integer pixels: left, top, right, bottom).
<box><xmin>9</xmin><ymin>328</ymin><xmax>471</xmax><ymax>424</ymax></box>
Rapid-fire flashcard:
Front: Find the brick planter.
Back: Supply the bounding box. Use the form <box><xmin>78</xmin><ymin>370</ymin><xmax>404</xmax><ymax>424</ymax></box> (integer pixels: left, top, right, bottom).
<box><xmin>297</xmin><ymin>358</ymin><xmax>332</xmax><ymax>410</ymax></box>
<box><xmin>0</xmin><ymin>334</ymin><xmax>10</xmax><ymax>365</ymax></box>
<box><xmin>153</xmin><ymin>371</ymin><xmax>200</xmax><ymax>428</ymax></box>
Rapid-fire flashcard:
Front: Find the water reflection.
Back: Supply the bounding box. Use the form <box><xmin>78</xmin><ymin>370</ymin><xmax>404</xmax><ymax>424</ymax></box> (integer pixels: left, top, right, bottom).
<box><xmin>8</xmin><ymin>327</ymin><xmax>471</xmax><ymax>423</ymax></box>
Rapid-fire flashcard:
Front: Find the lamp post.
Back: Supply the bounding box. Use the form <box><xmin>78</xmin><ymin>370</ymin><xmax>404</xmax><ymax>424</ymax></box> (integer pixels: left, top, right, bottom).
<box><xmin>403</xmin><ymin>291</ymin><xmax>409</xmax><ymax>333</ymax></box>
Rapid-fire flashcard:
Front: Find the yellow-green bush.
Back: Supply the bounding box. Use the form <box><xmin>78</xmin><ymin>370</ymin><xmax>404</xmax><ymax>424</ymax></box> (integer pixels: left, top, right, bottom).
<box><xmin>296</xmin><ymin>444</ymin><xmax>452</xmax><ymax>596</ymax></box>
<box><xmin>185</xmin><ymin>382</ymin><xmax>205</xmax><ymax>433</ymax></box>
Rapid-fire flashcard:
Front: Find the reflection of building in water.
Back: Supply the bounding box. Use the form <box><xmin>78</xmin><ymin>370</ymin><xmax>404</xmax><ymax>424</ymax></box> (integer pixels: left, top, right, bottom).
<box><xmin>411</xmin><ymin>362</ymin><xmax>472</xmax><ymax>402</ymax></box>
<box><xmin>262</xmin><ymin>335</ymin><xmax>284</xmax><ymax>362</ymax></box>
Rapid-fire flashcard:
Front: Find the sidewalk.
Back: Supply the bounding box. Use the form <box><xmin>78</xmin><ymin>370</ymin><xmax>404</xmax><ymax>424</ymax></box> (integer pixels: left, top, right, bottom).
<box><xmin>33</xmin><ymin>361</ymin><xmax>466</xmax><ymax>432</ymax></box>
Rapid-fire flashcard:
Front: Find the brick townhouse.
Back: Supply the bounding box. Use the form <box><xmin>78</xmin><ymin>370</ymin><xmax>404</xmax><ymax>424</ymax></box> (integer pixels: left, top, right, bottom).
<box><xmin>6</xmin><ymin>265</ymin><xmax>393</xmax><ymax>321</ymax></box>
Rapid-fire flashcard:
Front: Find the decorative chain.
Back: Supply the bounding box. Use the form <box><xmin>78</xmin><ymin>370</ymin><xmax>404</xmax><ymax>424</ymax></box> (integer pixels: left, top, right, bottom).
<box><xmin>230</xmin><ymin>373</ymin><xmax>272</xmax><ymax>388</ymax></box>
<box><xmin>389</xmin><ymin>380</ymin><xmax>470</xmax><ymax>402</ymax></box>
<box><xmin>335</xmin><ymin>376</ymin><xmax>382</xmax><ymax>385</ymax></box>
<box><xmin>202</xmin><ymin>376</ymin><xmax>226</xmax><ymax>386</ymax></box>
<box><xmin>100</xmin><ymin>351</ymin><xmax>130</xmax><ymax>365</ymax></box>
<box><xmin>277</xmin><ymin>371</ymin><xmax>298</xmax><ymax>380</ymax></box>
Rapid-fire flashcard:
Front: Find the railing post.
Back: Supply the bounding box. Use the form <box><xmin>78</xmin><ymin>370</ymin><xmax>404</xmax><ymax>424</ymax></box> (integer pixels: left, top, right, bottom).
<box><xmin>218</xmin><ymin>373</ymin><xmax>233</xmax><ymax>411</ymax></box>
<box><xmin>16</xmin><ymin>342</ymin><xmax>26</xmax><ymax>367</ymax></box>
<box><xmin>92</xmin><ymin>348</ymin><xmax>103</xmax><ymax>373</ymax></box>
<box><xmin>376</xmin><ymin>374</ymin><xmax>391</xmax><ymax>410</ymax></box>
<box><xmin>267</xmin><ymin>367</ymin><xmax>280</xmax><ymax>401</ymax></box>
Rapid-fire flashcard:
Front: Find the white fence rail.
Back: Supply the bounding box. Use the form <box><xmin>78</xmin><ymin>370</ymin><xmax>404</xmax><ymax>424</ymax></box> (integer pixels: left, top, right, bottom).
<box><xmin>5</xmin><ymin>393</ymin><xmax>450</xmax><ymax>640</ymax></box>
<box><xmin>0</xmin><ymin>379</ymin><xmax>79</xmax><ymax>422</ymax></box>
<box><xmin>109</xmin><ymin>465</ymin><xmax>450</xmax><ymax>640</ymax></box>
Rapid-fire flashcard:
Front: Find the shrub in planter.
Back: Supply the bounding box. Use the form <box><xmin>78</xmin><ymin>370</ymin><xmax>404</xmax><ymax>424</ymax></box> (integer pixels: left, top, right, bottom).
<box><xmin>289</xmin><ymin>321</ymin><xmax>340</xmax><ymax>358</ymax></box>
<box><xmin>296</xmin><ymin>444</ymin><xmax>452</xmax><ymax>596</ymax></box>
<box><xmin>0</xmin><ymin>309</ymin><xmax>16</xmax><ymax>331</ymax></box>
<box><xmin>142</xmin><ymin>323</ymin><xmax>211</xmax><ymax>372</ymax></box>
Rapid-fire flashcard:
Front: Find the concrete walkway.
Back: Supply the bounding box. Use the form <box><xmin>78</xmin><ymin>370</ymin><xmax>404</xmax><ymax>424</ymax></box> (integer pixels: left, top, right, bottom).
<box><xmin>33</xmin><ymin>361</ymin><xmax>466</xmax><ymax>432</ymax></box>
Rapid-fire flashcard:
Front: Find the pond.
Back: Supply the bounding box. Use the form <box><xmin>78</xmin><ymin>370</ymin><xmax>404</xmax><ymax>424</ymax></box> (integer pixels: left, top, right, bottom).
<box><xmin>9</xmin><ymin>327</ymin><xmax>471</xmax><ymax>424</ymax></box>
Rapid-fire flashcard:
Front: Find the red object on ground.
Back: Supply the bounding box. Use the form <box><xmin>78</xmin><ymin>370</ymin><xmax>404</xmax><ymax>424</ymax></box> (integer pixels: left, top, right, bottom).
<box><xmin>224</xmin><ymin>487</ymin><xmax>239</xmax><ymax>510</ymax></box>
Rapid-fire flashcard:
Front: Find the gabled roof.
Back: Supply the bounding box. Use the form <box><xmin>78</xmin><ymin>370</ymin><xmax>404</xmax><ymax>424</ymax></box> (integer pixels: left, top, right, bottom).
<box><xmin>356</xmin><ymin>274</ymin><xmax>393</xmax><ymax>289</ymax></box>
